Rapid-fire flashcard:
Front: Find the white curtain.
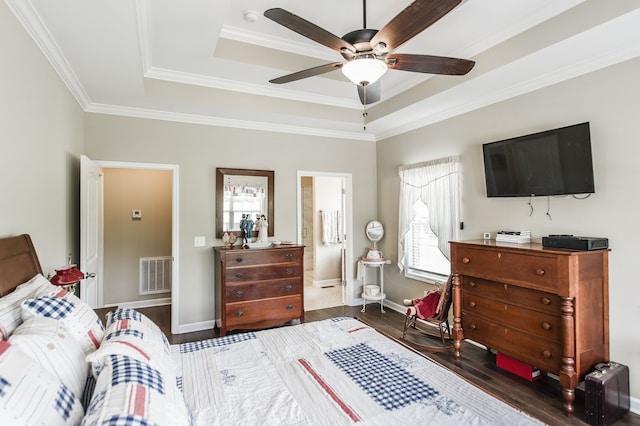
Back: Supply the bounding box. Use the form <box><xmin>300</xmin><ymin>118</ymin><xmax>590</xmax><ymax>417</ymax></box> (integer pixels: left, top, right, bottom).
<box><xmin>397</xmin><ymin>156</ymin><xmax>460</xmax><ymax>271</ymax></box>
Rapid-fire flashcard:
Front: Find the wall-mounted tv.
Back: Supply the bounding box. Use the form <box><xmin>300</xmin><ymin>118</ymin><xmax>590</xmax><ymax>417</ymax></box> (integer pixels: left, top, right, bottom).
<box><xmin>482</xmin><ymin>122</ymin><xmax>595</xmax><ymax>197</ymax></box>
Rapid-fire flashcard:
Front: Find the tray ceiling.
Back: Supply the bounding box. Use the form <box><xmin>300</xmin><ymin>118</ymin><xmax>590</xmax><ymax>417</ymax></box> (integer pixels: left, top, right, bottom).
<box><xmin>6</xmin><ymin>0</ymin><xmax>640</xmax><ymax>141</ymax></box>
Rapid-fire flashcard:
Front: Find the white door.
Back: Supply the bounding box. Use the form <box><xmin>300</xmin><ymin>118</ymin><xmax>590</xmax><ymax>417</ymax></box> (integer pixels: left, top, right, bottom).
<box><xmin>80</xmin><ymin>155</ymin><xmax>103</xmax><ymax>308</ymax></box>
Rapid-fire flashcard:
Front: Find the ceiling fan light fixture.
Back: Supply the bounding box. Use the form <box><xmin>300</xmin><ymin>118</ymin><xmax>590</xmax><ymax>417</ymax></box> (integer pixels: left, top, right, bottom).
<box><xmin>341</xmin><ymin>57</ymin><xmax>387</xmax><ymax>86</ymax></box>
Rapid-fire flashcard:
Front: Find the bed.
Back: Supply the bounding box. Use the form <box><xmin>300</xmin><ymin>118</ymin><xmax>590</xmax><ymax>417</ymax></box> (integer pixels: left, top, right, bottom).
<box><xmin>0</xmin><ymin>234</ymin><xmax>544</xmax><ymax>425</ymax></box>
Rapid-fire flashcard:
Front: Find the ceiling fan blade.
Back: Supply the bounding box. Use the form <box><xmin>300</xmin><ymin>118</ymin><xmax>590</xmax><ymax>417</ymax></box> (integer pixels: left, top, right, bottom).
<box><xmin>264</xmin><ymin>8</ymin><xmax>356</xmax><ymax>54</ymax></box>
<box><xmin>387</xmin><ymin>53</ymin><xmax>474</xmax><ymax>75</ymax></box>
<box><xmin>269</xmin><ymin>62</ymin><xmax>344</xmax><ymax>84</ymax></box>
<box><xmin>357</xmin><ymin>80</ymin><xmax>381</xmax><ymax>105</ymax></box>
<box><xmin>371</xmin><ymin>0</ymin><xmax>462</xmax><ymax>53</ymax></box>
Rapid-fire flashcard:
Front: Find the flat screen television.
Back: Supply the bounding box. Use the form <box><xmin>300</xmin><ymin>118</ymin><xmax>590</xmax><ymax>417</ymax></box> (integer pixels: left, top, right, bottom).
<box><xmin>482</xmin><ymin>122</ymin><xmax>595</xmax><ymax>197</ymax></box>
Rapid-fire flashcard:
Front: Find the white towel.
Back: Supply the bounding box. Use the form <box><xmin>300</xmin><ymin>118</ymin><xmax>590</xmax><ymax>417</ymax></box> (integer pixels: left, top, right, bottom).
<box><xmin>321</xmin><ymin>210</ymin><xmax>341</xmax><ymax>244</ymax></box>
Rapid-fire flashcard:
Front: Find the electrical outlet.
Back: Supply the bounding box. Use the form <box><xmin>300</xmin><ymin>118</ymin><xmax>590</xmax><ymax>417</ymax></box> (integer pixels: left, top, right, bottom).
<box><xmin>194</xmin><ymin>236</ymin><xmax>206</xmax><ymax>247</ymax></box>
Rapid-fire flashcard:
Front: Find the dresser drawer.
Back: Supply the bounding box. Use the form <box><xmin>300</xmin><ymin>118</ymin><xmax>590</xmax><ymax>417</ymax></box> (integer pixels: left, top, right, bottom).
<box><xmin>462</xmin><ymin>313</ymin><xmax>562</xmax><ymax>372</ymax></box>
<box><xmin>225</xmin><ymin>295</ymin><xmax>302</xmax><ymax>327</ymax></box>
<box><xmin>225</xmin><ymin>264</ymin><xmax>302</xmax><ymax>283</ymax></box>
<box><xmin>223</xmin><ymin>249</ymin><xmax>302</xmax><ymax>267</ymax></box>
<box><xmin>462</xmin><ymin>293</ymin><xmax>561</xmax><ymax>342</ymax></box>
<box><xmin>225</xmin><ymin>279</ymin><xmax>302</xmax><ymax>302</ymax></box>
<box><xmin>462</xmin><ymin>277</ymin><xmax>562</xmax><ymax>316</ymax></box>
<box><xmin>455</xmin><ymin>246</ymin><xmax>559</xmax><ymax>292</ymax></box>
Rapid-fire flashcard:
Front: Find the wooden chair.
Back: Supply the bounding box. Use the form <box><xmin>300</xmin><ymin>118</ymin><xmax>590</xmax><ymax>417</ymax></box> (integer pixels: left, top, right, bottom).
<box><xmin>401</xmin><ymin>275</ymin><xmax>453</xmax><ymax>348</ymax></box>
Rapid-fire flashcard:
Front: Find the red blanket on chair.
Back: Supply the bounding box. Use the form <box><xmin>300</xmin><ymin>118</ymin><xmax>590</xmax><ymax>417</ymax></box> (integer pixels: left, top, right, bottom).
<box><xmin>406</xmin><ymin>290</ymin><xmax>441</xmax><ymax>319</ymax></box>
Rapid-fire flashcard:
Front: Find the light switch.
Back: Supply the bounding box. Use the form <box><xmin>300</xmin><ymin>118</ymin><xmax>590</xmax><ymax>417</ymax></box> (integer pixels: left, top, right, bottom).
<box><xmin>194</xmin><ymin>236</ymin><xmax>206</xmax><ymax>247</ymax></box>
<box><xmin>132</xmin><ymin>210</ymin><xmax>142</xmax><ymax>220</ymax></box>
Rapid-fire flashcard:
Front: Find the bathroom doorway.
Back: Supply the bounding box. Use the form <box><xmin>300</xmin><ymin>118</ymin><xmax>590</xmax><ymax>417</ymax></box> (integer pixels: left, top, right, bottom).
<box><xmin>297</xmin><ymin>171</ymin><xmax>353</xmax><ymax>310</ymax></box>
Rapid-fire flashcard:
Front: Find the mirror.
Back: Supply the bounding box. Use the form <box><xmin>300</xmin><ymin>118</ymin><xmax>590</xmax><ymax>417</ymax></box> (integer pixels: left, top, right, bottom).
<box><xmin>216</xmin><ymin>168</ymin><xmax>274</xmax><ymax>238</ymax></box>
<box><xmin>364</xmin><ymin>220</ymin><xmax>385</xmax><ymax>261</ymax></box>
<box><xmin>365</xmin><ymin>221</ymin><xmax>384</xmax><ymax>246</ymax></box>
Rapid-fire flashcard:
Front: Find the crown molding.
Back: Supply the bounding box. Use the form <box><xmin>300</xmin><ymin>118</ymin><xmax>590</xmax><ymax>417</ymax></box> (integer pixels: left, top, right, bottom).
<box><xmin>85</xmin><ymin>103</ymin><xmax>376</xmax><ymax>142</ymax></box>
<box><xmin>374</xmin><ymin>9</ymin><xmax>640</xmax><ymax>140</ymax></box>
<box><xmin>144</xmin><ymin>67</ymin><xmax>361</xmax><ymax>110</ymax></box>
<box><xmin>220</xmin><ymin>25</ymin><xmax>339</xmax><ymax>62</ymax></box>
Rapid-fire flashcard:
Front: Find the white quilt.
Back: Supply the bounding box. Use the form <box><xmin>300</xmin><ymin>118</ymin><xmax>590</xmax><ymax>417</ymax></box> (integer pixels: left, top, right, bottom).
<box><xmin>171</xmin><ymin>317</ymin><xmax>543</xmax><ymax>426</ymax></box>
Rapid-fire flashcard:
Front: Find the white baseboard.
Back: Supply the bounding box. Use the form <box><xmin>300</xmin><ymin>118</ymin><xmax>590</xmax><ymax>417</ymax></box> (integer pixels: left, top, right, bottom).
<box><xmin>313</xmin><ymin>278</ymin><xmax>341</xmax><ymax>287</ymax></box>
<box><xmin>102</xmin><ymin>297</ymin><xmax>171</xmax><ymax>309</ymax></box>
<box><xmin>175</xmin><ymin>319</ymin><xmax>216</xmax><ymax>334</ymax></box>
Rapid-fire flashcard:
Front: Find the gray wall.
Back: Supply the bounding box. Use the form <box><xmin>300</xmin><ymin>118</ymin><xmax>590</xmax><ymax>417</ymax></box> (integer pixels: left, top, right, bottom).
<box><xmin>84</xmin><ymin>114</ymin><xmax>377</xmax><ymax>326</ymax></box>
<box><xmin>0</xmin><ymin>2</ymin><xmax>84</xmax><ymax>274</ymax></box>
<box><xmin>377</xmin><ymin>57</ymin><xmax>640</xmax><ymax>401</ymax></box>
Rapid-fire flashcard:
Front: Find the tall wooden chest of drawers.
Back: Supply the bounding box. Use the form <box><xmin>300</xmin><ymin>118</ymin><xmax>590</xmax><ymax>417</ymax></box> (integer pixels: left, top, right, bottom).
<box><xmin>450</xmin><ymin>240</ymin><xmax>609</xmax><ymax>417</ymax></box>
<box><xmin>214</xmin><ymin>245</ymin><xmax>304</xmax><ymax>336</ymax></box>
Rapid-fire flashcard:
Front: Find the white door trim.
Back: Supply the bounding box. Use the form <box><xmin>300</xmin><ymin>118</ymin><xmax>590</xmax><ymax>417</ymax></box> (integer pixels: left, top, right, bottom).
<box><xmin>95</xmin><ymin>160</ymin><xmax>180</xmax><ymax>335</ymax></box>
<box><xmin>296</xmin><ymin>171</ymin><xmax>355</xmax><ymax>306</ymax></box>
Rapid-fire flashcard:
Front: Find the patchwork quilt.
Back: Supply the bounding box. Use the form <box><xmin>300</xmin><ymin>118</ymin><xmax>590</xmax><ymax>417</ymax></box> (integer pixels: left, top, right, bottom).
<box><xmin>172</xmin><ymin>317</ymin><xmax>543</xmax><ymax>425</ymax></box>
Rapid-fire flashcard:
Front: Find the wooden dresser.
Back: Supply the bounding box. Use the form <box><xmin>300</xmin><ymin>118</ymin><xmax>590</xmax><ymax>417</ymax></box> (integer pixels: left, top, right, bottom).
<box><xmin>213</xmin><ymin>245</ymin><xmax>304</xmax><ymax>336</ymax></box>
<box><xmin>450</xmin><ymin>240</ymin><xmax>609</xmax><ymax>417</ymax></box>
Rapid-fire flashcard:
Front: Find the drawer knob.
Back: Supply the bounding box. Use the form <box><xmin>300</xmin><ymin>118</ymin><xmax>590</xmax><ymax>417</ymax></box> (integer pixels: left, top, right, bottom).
<box><xmin>235</xmin><ymin>290</ymin><xmax>243</xmax><ymax>298</ymax></box>
<box><xmin>542</xmin><ymin>350</ymin><xmax>552</xmax><ymax>359</ymax></box>
<box><xmin>285</xmin><ymin>253</ymin><xmax>293</xmax><ymax>259</ymax></box>
<box><xmin>462</xmin><ymin>257</ymin><xmax>470</xmax><ymax>264</ymax></box>
<box><xmin>285</xmin><ymin>268</ymin><xmax>293</xmax><ymax>275</ymax></box>
<box><xmin>235</xmin><ymin>257</ymin><xmax>243</xmax><ymax>263</ymax></box>
<box><xmin>536</xmin><ymin>268</ymin><xmax>546</xmax><ymax>276</ymax></box>
<box><xmin>541</xmin><ymin>297</ymin><xmax>552</xmax><ymax>305</ymax></box>
<box><xmin>285</xmin><ymin>284</ymin><xmax>293</xmax><ymax>292</ymax></box>
<box><xmin>286</xmin><ymin>304</ymin><xmax>293</xmax><ymax>310</ymax></box>
<box><xmin>469</xmin><ymin>323</ymin><xmax>477</xmax><ymax>330</ymax></box>
<box><xmin>235</xmin><ymin>272</ymin><xmax>243</xmax><ymax>278</ymax></box>
<box><xmin>542</xmin><ymin>322</ymin><xmax>552</xmax><ymax>331</ymax></box>
<box><xmin>236</xmin><ymin>310</ymin><xmax>244</xmax><ymax>317</ymax></box>
<box><xmin>468</xmin><ymin>281</ymin><xmax>477</xmax><ymax>288</ymax></box>
<box><xmin>468</xmin><ymin>301</ymin><xmax>476</xmax><ymax>308</ymax></box>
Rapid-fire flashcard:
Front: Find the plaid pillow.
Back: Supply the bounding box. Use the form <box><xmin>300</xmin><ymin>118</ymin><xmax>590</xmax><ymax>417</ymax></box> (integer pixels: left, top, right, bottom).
<box><xmin>83</xmin><ymin>354</ymin><xmax>189</xmax><ymax>426</ymax></box>
<box><xmin>0</xmin><ymin>340</ymin><xmax>84</xmax><ymax>424</ymax></box>
<box><xmin>0</xmin><ymin>274</ymin><xmax>57</xmax><ymax>339</ymax></box>
<box><xmin>22</xmin><ymin>289</ymin><xmax>104</xmax><ymax>355</ymax></box>
<box><xmin>87</xmin><ymin>309</ymin><xmax>173</xmax><ymax>380</ymax></box>
<box><xmin>9</xmin><ymin>316</ymin><xmax>88</xmax><ymax>398</ymax></box>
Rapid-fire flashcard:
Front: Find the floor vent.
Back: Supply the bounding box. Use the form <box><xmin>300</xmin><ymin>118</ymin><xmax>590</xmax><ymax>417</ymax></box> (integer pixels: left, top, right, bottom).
<box><xmin>139</xmin><ymin>256</ymin><xmax>172</xmax><ymax>295</ymax></box>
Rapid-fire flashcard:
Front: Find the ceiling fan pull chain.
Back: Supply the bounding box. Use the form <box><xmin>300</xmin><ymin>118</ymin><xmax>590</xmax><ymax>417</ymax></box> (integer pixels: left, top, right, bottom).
<box><xmin>362</xmin><ymin>84</ymin><xmax>368</xmax><ymax>131</ymax></box>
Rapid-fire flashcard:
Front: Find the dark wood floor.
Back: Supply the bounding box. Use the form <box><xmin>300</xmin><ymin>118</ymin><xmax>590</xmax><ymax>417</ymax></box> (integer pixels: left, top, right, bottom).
<box><xmin>95</xmin><ymin>304</ymin><xmax>639</xmax><ymax>426</ymax></box>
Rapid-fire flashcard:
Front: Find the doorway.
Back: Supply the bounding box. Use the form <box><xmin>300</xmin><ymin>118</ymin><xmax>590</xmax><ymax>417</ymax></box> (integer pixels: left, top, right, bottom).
<box><xmin>297</xmin><ymin>171</ymin><xmax>354</xmax><ymax>311</ymax></box>
<box><xmin>81</xmin><ymin>156</ymin><xmax>180</xmax><ymax>334</ymax></box>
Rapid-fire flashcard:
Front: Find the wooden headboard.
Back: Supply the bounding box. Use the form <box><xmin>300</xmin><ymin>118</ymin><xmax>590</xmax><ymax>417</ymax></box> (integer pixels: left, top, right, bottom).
<box><xmin>0</xmin><ymin>234</ymin><xmax>43</xmax><ymax>297</ymax></box>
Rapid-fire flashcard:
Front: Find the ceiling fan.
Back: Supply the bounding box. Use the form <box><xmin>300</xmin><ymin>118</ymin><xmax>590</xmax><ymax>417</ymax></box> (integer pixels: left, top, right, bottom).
<box><xmin>264</xmin><ymin>0</ymin><xmax>475</xmax><ymax>105</ymax></box>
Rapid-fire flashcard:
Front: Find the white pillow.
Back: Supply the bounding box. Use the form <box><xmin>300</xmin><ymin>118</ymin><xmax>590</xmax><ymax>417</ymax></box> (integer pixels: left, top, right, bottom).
<box><xmin>82</xmin><ymin>354</ymin><xmax>190</xmax><ymax>426</ymax></box>
<box><xmin>9</xmin><ymin>316</ymin><xmax>88</xmax><ymax>398</ymax></box>
<box><xmin>0</xmin><ymin>340</ymin><xmax>85</xmax><ymax>425</ymax></box>
<box><xmin>0</xmin><ymin>273</ymin><xmax>57</xmax><ymax>340</ymax></box>
<box><xmin>88</xmin><ymin>308</ymin><xmax>172</xmax><ymax>379</ymax></box>
<box><xmin>21</xmin><ymin>289</ymin><xmax>104</xmax><ymax>355</ymax></box>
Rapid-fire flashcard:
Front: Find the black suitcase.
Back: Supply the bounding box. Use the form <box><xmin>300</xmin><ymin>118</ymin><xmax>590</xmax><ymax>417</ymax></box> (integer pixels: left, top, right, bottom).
<box><xmin>585</xmin><ymin>362</ymin><xmax>630</xmax><ymax>425</ymax></box>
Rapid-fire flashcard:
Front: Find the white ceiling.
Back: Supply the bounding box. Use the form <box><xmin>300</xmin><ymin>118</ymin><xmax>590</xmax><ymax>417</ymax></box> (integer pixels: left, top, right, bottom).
<box><xmin>6</xmin><ymin>0</ymin><xmax>640</xmax><ymax>141</ymax></box>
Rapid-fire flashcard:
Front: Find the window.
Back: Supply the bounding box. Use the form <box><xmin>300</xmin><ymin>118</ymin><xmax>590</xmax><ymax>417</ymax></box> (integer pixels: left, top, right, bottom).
<box><xmin>405</xmin><ymin>200</ymin><xmax>451</xmax><ymax>281</ymax></box>
<box><xmin>398</xmin><ymin>156</ymin><xmax>460</xmax><ymax>283</ymax></box>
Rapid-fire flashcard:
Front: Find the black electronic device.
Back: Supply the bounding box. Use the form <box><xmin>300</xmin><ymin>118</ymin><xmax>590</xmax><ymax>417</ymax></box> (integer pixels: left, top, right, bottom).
<box><xmin>482</xmin><ymin>122</ymin><xmax>595</xmax><ymax>197</ymax></box>
<box><xmin>542</xmin><ymin>235</ymin><xmax>608</xmax><ymax>251</ymax></box>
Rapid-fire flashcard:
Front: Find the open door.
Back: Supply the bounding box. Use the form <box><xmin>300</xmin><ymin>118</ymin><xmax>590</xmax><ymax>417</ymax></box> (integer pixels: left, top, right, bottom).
<box><xmin>80</xmin><ymin>155</ymin><xmax>103</xmax><ymax>308</ymax></box>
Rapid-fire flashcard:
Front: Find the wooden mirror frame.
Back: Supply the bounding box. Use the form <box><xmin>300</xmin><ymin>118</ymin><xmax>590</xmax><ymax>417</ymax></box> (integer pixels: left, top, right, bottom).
<box><xmin>216</xmin><ymin>168</ymin><xmax>274</xmax><ymax>238</ymax></box>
